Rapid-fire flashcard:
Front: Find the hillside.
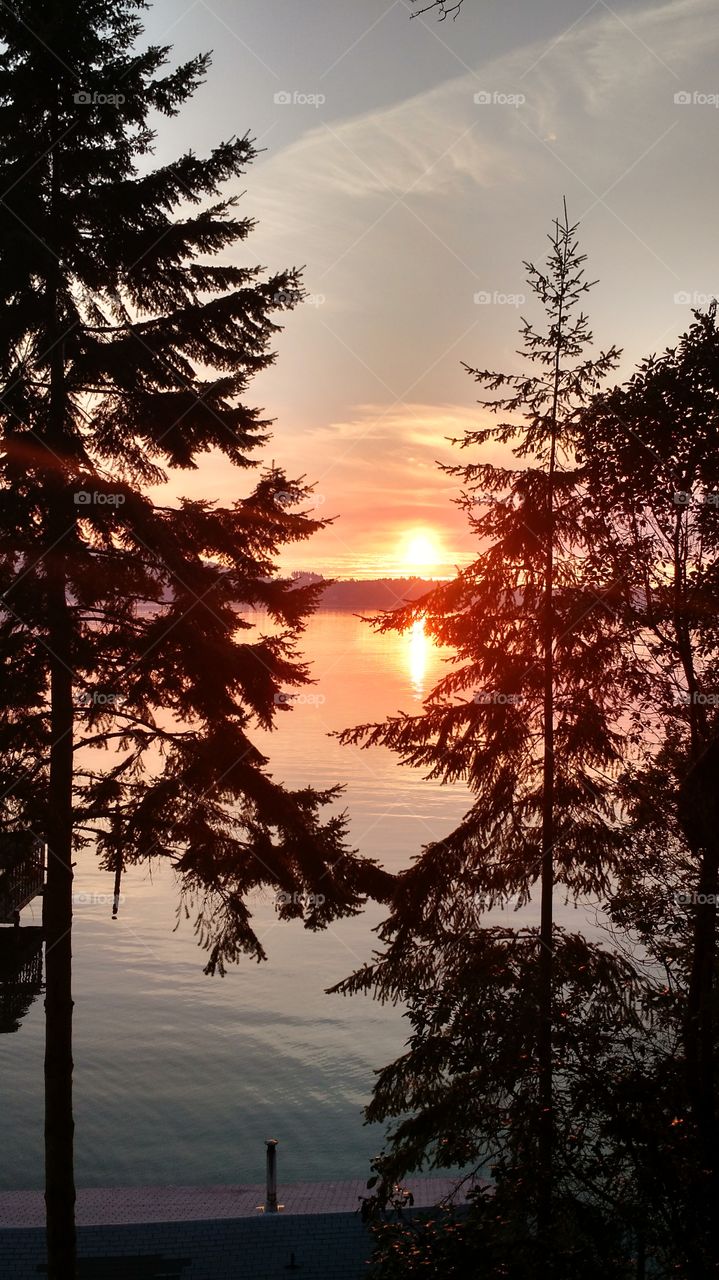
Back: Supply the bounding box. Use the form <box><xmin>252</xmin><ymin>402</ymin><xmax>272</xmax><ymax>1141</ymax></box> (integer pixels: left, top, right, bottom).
<box><xmin>292</xmin><ymin>575</ymin><xmax>435</xmax><ymax>612</ymax></box>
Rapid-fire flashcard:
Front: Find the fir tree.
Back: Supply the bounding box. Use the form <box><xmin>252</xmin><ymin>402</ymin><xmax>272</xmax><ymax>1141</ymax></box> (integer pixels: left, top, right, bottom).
<box><xmin>334</xmin><ymin>207</ymin><xmax>624</xmax><ymax>1262</ymax></box>
<box><xmin>0</xmin><ymin>2</ymin><xmax>389</xmax><ymax>1273</ymax></box>
<box><xmin>576</xmin><ymin>305</ymin><xmax>719</xmax><ymax>1272</ymax></box>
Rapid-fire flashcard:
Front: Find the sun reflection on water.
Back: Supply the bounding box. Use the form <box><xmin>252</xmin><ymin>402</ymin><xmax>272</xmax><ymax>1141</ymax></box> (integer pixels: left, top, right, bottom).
<box><xmin>408</xmin><ymin>617</ymin><xmax>429</xmax><ymax>699</ymax></box>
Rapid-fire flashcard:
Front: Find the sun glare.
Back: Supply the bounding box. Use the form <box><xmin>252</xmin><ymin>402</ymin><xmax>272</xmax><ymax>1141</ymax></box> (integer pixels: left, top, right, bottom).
<box><xmin>401</xmin><ymin>530</ymin><xmax>442</xmax><ymax>575</ymax></box>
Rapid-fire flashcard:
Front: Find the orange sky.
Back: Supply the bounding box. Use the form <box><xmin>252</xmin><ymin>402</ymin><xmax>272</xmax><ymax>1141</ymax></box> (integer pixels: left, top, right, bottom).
<box><xmin>143</xmin><ymin>0</ymin><xmax>717</xmax><ymax>579</ymax></box>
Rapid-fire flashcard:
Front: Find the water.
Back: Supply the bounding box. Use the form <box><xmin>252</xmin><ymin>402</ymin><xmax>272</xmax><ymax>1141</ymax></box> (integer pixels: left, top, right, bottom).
<box><xmin>0</xmin><ymin>610</ymin><xmax>606</xmax><ymax>1192</ymax></box>
<box><xmin>0</xmin><ymin>611</ymin><xmax>473</xmax><ymax>1191</ymax></box>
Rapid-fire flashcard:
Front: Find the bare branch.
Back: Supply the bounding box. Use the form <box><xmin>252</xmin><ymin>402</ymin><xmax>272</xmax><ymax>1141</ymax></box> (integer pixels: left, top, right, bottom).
<box><xmin>410</xmin><ymin>0</ymin><xmax>465</xmax><ymax>19</ymax></box>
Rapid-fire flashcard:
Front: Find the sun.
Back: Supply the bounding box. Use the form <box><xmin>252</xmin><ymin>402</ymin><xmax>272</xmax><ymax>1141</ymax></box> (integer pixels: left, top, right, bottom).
<box><xmin>400</xmin><ymin>529</ymin><xmax>442</xmax><ymax>575</ymax></box>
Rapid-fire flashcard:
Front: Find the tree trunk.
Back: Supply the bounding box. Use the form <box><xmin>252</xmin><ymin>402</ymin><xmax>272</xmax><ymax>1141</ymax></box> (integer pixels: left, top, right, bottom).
<box><xmin>538</xmin><ymin>610</ymin><xmax>554</xmax><ymax>1238</ymax></box>
<box><xmin>44</xmin><ymin>552</ymin><xmax>76</xmax><ymax>1279</ymax></box>
<box><xmin>43</xmin><ymin>107</ymin><xmax>77</xmax><ymax>1275</ymax></box>
<box><xmin>538</xmin><ymin>454</ymin><xmax>556</xmax><ymax>1252</ymax></box>
<box><xmin>678</xmin><ymin>737</ymin><xmax>719</xmax><ymax>1274</ymax></box>
<box><xmin>685</xmin><ymin>842</ymin><xmax>718</xmax><ymax>1157</ymax></box>
<box><xmin>537</xmin><ymin>232</ymin><xmax>565</xmax><ymax>1257</ymax></box>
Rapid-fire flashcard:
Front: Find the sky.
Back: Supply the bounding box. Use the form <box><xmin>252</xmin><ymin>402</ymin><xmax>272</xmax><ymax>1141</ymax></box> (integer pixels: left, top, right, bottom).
<box><xmin>140</xmin><ymin>0</ymin><xmax>718</xmax><ymax>577</ymax></box>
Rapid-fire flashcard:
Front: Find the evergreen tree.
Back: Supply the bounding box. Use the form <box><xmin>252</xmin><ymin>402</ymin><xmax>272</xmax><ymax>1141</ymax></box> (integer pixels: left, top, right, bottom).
<box><xmin>344</xmin><ymin>303</ymin><xmax>719</xmax><ymax>1280</ymax></box>
<box><xmin>0</xmin><ymin>3</ymin><xmax>390</xmax><ymax>1273</ymax></box>
<box><xmin>335</xmin><ymin>208</ymin><xmax>624</xmax><ymax>1266</ymax></box>
<box><xmin>576</xmin><ymin>306</ymin><xmax>719</xmax><ymax>1273</ymax></box>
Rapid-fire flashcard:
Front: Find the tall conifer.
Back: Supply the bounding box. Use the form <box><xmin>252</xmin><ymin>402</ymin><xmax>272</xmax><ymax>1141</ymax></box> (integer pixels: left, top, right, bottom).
<box><xmin>0</xmin><ymin>4</ymin><xmax>388</xmax><ymax>1272</ymax></box>
<box><xmin>336</xmin><ymin>209</ymin><xmax>622</xmax><ymax>1258</ymax></box>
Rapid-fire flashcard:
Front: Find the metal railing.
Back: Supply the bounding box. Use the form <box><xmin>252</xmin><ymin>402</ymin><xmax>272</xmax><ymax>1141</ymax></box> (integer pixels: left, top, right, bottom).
<box><xmin>0</xmin><ymin>834</ymin><xmax>45</xmax><ymax>922</ymax></box>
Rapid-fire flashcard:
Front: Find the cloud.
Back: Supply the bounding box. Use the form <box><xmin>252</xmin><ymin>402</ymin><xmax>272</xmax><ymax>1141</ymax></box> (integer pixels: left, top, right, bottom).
<box><xmin>176</xmin><ymin>0</ymin><xmax>719</xmax><ymax>574</ymax></box>
<box><xmin>246</xmin><ymin>0</ymin><xmax>719</xmax><ymax>247</ymax></box>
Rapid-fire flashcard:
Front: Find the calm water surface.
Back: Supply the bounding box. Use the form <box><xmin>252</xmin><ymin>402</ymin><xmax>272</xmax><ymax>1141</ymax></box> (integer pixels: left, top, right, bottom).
<box><xmin>0</xmin><ymin>612</ymin><xmax>599</xmax><ymax>1191</ymax></box>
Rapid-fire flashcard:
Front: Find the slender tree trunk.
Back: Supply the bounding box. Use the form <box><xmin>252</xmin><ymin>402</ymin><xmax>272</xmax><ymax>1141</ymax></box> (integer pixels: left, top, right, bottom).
<box><xmin>685</xmin><ymin>842</ymin><xmax>718</xmax><ymax>1156</ymax></box>
<box><xmin>538</xmin><ymin>423</ymin><xmax>557</xmax><ymax>1250</ymax></box>
<box><xmin>537</xmin><ymin>217</ymin><xmax>568</xmax><ymax>1259</ymax></box>
<box><xmin>678</xmin><ymin>738</ymin><xmax>719</xmax><ymax>1275</ymax></box>
<box><xmin>687</xmin><ymin>851</ymin><xmax>719</xmax><ymax>1278</ymax></box>
<box><xmin>673</xmin><ymin>544</ymin><xmax>718</xmax><ymax>1271</ymax></box>
<box><xmin>43</xmin><ymin>106</ymin><xmax>77</xmax><ymax>1277</ymax></box>
<box><xmin>44</xmin><ymin>549</ymin><xmax>76</xmax><ymax>1279</ymax></box>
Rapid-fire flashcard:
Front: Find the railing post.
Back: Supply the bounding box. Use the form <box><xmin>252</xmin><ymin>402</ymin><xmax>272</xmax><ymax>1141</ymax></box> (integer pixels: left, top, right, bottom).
<box><xmin>266</xmin><ymin>1138</ymin><xmax>279</xmax><ymax>1213</ymax></box>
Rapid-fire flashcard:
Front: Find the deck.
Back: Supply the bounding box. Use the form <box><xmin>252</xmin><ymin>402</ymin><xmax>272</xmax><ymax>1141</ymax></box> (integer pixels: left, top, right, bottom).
<box><xmin>0</xmin><ymin>1179</ymin><xmax>471</xmax><ymax>1279</ymax></box>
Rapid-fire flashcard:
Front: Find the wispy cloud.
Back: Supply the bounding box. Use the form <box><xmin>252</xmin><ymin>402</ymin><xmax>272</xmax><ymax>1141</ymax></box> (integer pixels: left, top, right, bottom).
<box><xmin>164</xmin><ymin>0</ymin><xmax>719</xmax><ymax>573</ymax></box>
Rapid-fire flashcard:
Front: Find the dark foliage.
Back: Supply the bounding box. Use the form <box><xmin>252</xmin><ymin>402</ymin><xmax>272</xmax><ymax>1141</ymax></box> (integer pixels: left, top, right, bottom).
<box><xmin>0</xmin><ymin>0</ymin><xmax>391</xmax><ymax>971</ymax></box>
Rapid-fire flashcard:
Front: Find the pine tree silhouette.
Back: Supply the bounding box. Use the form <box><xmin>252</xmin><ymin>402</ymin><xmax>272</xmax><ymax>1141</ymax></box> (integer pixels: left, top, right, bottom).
<box><xmin>334</xmin><ymin>208</ymin><xmax>626</xmax><ymax>1262</ymax></box>
<box><xmin>0</xmin><ymin>3</ymin><xmax>390</xmax><ymax>1272</ymax></box>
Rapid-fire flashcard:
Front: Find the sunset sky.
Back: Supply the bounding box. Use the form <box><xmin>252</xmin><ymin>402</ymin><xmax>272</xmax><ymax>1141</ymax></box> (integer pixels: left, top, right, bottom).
<box><xmin>144</xmin><ymin>0</ymin><xmax>717</xmax><ymax>577</ymax></box>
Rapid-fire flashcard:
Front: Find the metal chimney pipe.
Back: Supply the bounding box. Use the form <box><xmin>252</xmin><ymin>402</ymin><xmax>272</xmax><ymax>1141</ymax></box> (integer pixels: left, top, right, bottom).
<box><xmin>265</xmin><ymin>1138</ymin><xmax>279</xmax><ymax>1213</ymax></box>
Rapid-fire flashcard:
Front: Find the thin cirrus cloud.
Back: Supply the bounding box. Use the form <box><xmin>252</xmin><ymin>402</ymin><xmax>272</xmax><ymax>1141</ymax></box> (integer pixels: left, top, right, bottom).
<box><xmin>156</xmin><ymin>0</ymin><xmax>718</xmax><ymax>576</ymax></box>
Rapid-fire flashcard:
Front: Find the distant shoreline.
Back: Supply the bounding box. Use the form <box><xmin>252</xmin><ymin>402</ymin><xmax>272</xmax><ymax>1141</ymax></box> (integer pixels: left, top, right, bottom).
<box><xmin>294</xmin><ymin>575</ymin><xmax>436</xmax><ymax>611</ymax></box>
